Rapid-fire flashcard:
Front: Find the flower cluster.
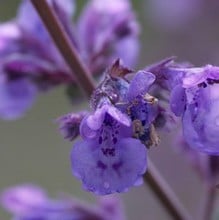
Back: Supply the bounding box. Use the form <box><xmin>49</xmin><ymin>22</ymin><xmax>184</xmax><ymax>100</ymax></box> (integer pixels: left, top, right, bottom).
<box><xmin>0</xmin><ymin>0</ymin><xmax>139</xmax><ymax>119</ymax></box>
<box><xmin>1</xmin><ymin>184</ymin><xmax>126</xmax><ymax>220</ymax></box>
<box><xmin>59</xmin><ymin>60</ymin><xmax>159</xmax><ymax>195</ymax></box>
<box><xmin>58</xmin><ymin>56</ymin><xmax>219</xmax><ymax>194</ymax></box>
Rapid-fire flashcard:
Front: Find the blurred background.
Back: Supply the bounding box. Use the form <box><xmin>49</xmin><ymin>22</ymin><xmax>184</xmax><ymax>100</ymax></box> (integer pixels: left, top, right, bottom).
<box><xmin>0</xmin><ymin>0</ymin><xmax>219</xmax><ymax>219</ymax></box>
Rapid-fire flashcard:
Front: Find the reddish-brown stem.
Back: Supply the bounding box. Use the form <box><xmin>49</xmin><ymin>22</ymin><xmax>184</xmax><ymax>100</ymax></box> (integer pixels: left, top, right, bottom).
<box><xmin>31</xmin><ymin>1</ymin><xmax>193</xmax><ymax>219</ymax></box>
<box><xmin>31</xmin><ymin>0</ymin><xmax>95</xmax><ymax>97</ymax></box>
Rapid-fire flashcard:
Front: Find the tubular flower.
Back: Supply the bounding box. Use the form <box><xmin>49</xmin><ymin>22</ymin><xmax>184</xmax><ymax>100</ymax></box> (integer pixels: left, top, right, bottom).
<box><xmin>77</xmin><ymin>0</ymin><xmax>139</xmax><ymax>73</ymax></box>
<box><xmin>150</xmin><ymin>58</ymin><xmax>219</xmax><ymax>154</ymax></box>
<box><xmin>72</xmin><ymin>103</ymin><xmax>147</xmax><ymax>195</ymax></box>
<box><xmin>59</xmin><ymin>60</ymin><xmax>160</xmax><ymax>194</ymax></box>
<box><xmin>180</xmin><ymin>65</ymin><xmax>219</xmax><ymax>154</ymax></box>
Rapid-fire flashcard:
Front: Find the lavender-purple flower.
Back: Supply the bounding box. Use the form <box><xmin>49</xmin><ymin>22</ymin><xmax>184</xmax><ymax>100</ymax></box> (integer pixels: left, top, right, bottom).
<box><xmin>77</xmin><ymin>0</ymin><xmax>139</xmax><ymax>73</ymax></box>
<box><xmin>72</xmin><ymin>103</ymin><xmax>147</xmax><ymax>195</ymax></box>
<box><xmin>1</xmin><ymin>184</ymin><xmax>126</xmax><ymax>220</ymax></box>
<box><xmin>0</xmin><ymin>0</ymin><xmax>75</xmax><ymax>119</ymax></box>
<box><xmin>58</xmin><ymin>60</ymin><xmax>162</xmax><ymax>194</ymax></box>
<box><xmin>150</xmin><ymin>58</ymin><xmax>219</xmax><ymax>155</ymax></box>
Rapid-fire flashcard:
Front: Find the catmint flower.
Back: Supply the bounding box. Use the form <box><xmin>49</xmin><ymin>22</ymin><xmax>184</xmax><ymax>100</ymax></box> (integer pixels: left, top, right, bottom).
<box><xmin>1</xmin><ymin>184</ymin><xmax>126</xmax><ymax>220</ymax></box>
<box><xmin>180</xmin><ymin>65</ymin><xmax>219</xmax><ymax>154</ymax></box>
<box><xmin>59</xmin><ymin>60</ymin><xmax>164</xmax><ymax>194</ymax></box>
<box><xmin>72</xmin><ymin>103</ymin><xmax>147</xmax><ymax>195</ymax></box>
<box><xmin>151</xmin><ymin>58</ymin><xmax>219</xmax><ymax>154</ymax></box>
<box><xmin>77</xmin><ymin>0</ymin><xmax>139</xmax><ymax>73</ymax></box>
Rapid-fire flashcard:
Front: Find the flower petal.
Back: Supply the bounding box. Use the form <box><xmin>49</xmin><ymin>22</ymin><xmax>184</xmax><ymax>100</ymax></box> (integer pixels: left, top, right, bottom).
<box><xmin>0</xmin><ymin>78</ymin><xmax>37</xmax><ymax>120</ymax></box>
<box><xmin>71</xmin><ymin>138</ymin><xmax>147</xmax><ymax>195</ymax></box>
<box><xmin>127</xmin><ymin>71</ymin><xmax>155</xmax><ymax>101</ymax></box>
<box><xmin>170</xmin><ymin>85</ymin><xmax>186</xmax><ymax>116</ymax></box>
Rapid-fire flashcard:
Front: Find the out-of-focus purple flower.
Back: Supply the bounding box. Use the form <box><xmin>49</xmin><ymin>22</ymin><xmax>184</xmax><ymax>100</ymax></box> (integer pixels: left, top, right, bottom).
<box><xmin>0</xmin><ymin>0</ymin><xmax>141</xmax><ymax>120</ymax></box>
<box><xmin>77</xmin><ymin>0</ymin><xmax>139</xmax><ymax>73</ymax></box>
<box><xmin>72</xmin><ymin>103</ymin><xmax>147</xmax><ymax>195</ymax></box>
<box><xmin>0</xmin><ymin>77</ymin><xmax>37</xmax><ymax>120</ymax></box>
<box><xmin>1</xmin><ymin>184</ymin><xmax>126</xmax><ymax>220</ymax></box>
<box><xmin>1</xmin><ymin>184</ymin><xmax>47</xmax><ymax>217</ymax></box>
<box><xmin>145</xmin><ymin>0</ymin><xmax>203</xmax><ymax>31</ymax></box>
<box><xmin>16</xmin><ymin>0</ymin><xmax>75</xmax><ymax>67</ymax></box>
<box><xmin>0</xmin><ymin>22</ymin><xmax>21</xmax><ymax>55</ymax></box>
<box><xmin>99</xmin><ymin>195</ymin><xmax>126</xmax><ymax>220</ymax></box>
<box><xmin>0</xmin><ymin>0</ymin><xmax>75</xmax><ymax>119</ymax></box>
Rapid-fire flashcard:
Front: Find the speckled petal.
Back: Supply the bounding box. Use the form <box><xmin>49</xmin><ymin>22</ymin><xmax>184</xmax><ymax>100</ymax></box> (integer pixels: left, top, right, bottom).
<box><xmin>170</xmin><ymin>85</ymin><xmax>186</xmax><ymax>116</ymax></box>
<box><xmin>71</xmin><ymin>138</ymin><xmax>147</xmax><ymax>195</ymax></box>
<box><xmin>127</xmin><ymin>71</ymin><xmax>155</xmax><ymax>101</ymax></box>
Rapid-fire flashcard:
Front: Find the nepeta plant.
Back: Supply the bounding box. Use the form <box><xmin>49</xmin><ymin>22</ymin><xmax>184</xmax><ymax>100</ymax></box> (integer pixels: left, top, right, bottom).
<box><xmin>1</xmin><ymin>0</ymin><xmax>219</xmax><ymax>219</ymax></box>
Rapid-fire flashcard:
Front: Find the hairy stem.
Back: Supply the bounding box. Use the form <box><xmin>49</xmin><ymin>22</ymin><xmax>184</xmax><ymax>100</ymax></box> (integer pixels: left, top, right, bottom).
<box><xmin>31</xmin><ymin>1</ymin><xmax>193</xmax><ymax>219</ymax></box>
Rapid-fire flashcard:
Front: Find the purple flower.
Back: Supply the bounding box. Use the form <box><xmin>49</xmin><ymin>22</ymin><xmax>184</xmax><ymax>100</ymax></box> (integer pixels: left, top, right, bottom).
<box><xmin>1</xmin><ymin>184</ymin><xmax>126</xmax><ymax>220</ymax></box>
<box><xmin>57</xmin><ymin>111</ymin><xmax>88</xmax><ymax>141</ymax></box>
<box><xmin>1</xmin><ymin>184</ymin><xmax>47</xmax><ymax>217</ymax></box>
<box><xmin>122</xmin><ymin>70</ymin><xmax>159</xmax><ymax>146</ymax></box>
<box><xmin>77</xmin><ymin>0</ymin><xmax>139</xmax><ymax>73</ymax></box>
<box><xmin>0</xmin><ymin>22</ymin><xmax>21</xmax><ymax>56</ymax></box>
<box><xmin>152</xmin><ymin>60</ymin><xmax>219</xmax><ymax>154</ymax></box>
<box><xmin>180</xmin><ymin>65</ymin><xmax>219</xmax><ymax>154</ymax></box>
<box><xmin>16</xmin><ymin>0</ymin><xmax>75</xmax><ymax>67</ymax></box>
<box><xmin>58</xmin><ymin>61</ymin><xmax>163</xmax><ymax>194</ymax></box>
<box><xmin>0</xmin><ymin>0</ymin><xmax>75</xmax><ymax>119</ymax></box>
<box><xmin>71</xmin><ymin>103</ymin><xmax>147</xmax><ymax>195</ymax></box>
<box><xmin>99</xmin><ymin>195</ymin><xmax>126</xmax><ymax>220</ymax></box>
